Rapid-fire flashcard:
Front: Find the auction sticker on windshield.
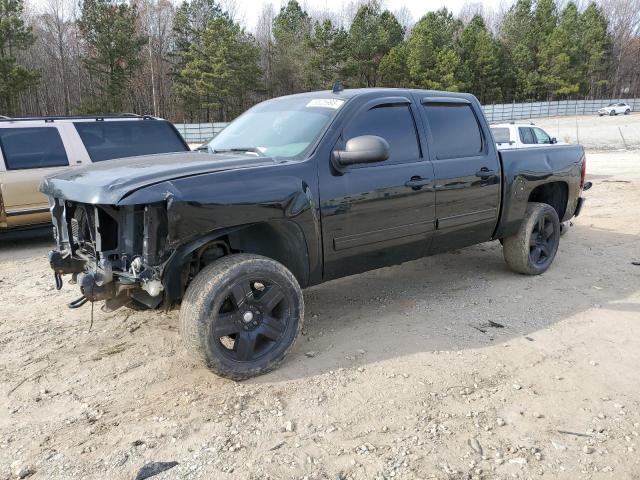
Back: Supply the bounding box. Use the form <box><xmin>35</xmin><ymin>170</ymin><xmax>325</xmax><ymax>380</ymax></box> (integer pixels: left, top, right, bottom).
<box><xmin>306</xmin><ymin>99</ymin><xmax>344</xmax><ymax>109</ymax></box>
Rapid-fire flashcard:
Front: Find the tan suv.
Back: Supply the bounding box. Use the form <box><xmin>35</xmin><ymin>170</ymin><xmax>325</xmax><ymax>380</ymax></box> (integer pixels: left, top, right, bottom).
<box><xmin>0</xmin><ymin>115</ymin><xmax>189</xmax><ymax>233</ymax></box>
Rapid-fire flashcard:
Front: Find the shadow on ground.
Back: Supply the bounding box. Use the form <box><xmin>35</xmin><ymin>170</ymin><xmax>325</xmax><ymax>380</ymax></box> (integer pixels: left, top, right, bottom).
<box><xmin>253</xmin><ymin>223</ymin><xmax>639</xmax><ymax>382</ymax></box>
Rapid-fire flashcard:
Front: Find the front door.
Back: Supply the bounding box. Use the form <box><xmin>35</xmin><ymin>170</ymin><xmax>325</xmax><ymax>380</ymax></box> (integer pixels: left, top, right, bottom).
<box><xmin>319</xmin><ymin>97</ymin><xmax>436</xmax><ymax>280</ymax></box>
<box><xmin>419</xmin><ymin>97</ymin><xmax>501</xmax><ymax>253</ymax></box>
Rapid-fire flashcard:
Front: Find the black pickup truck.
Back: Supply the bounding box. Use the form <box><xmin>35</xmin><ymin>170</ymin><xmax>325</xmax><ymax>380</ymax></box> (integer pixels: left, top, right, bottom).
<box><xmin>42</xmin><ymin>88</ymin><xmax>588</xmax><ymax>379</ymax></box>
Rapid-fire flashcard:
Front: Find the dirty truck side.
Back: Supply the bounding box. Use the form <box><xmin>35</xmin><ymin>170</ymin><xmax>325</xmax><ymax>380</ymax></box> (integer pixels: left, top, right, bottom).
<box><xmin>41</xmin><ymin>88</ymin><xmax>588</xmax><ymax>380</ymax></box>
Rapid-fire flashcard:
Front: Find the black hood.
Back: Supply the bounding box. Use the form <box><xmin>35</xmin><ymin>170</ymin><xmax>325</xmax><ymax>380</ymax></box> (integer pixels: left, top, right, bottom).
<box><xmin>40</xmin><ymin>151</ymin><xmax>277</xmax><ymax>204</ymax></box>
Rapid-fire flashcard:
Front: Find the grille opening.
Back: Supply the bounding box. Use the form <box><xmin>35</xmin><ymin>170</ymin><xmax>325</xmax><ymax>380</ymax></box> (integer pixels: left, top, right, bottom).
<box><xmin>97</xmin><ymin>207</ymin><xmax>118</xmax><ymax>251</ymax></box>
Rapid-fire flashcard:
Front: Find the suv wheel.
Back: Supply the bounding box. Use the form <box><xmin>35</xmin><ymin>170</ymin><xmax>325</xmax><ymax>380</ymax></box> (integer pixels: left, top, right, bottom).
<box><xmin>625</xmin><ymin>109</ymin><xmax>631</xmax><ymax>115</ymax></box>
<box><xmin>179</xmin><ymin>254</ymin><xmax>303</xmax><ymax>380</ymax></box>
<box><xmin>502</xmin><ymin>202</ymin><xmax>560</xmax><ymax>275</ymax></box>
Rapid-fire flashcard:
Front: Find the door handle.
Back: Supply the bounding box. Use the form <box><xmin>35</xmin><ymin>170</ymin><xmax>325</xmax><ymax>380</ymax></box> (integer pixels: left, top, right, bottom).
<box><xmin>475</xmin><ymin>167</ymin><xmax>496</xmax><ymax>180</ymax></box>
<box><xmin>405</xmin><ymin>176</ymin><xmax>431</xmax><ymax>190</ymax></box>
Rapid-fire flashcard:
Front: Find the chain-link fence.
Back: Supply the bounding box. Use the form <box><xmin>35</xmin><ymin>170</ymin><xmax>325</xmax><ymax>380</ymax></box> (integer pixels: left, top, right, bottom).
<box><xmin>173</xmin><ymin>122</ymin><xmax>228</xmax><ymax>144</ymax></box>
<box><xmin>175</xmin><ymin>98</ymin><xmax>640</xmax><ymax>144</ymax></box>
<box><xmin>482</xmin><ymin>98</ymin><xmax>640</xmax><ymax>123</ymax></box>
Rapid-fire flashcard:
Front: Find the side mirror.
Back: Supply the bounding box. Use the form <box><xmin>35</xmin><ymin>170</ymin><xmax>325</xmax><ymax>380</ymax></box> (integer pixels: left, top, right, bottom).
<box><xmin>551</xmin><ymin>137</ymin><xmax>557</xmax><ymax>144</ymax></box>
<box><xmin>333</xmin><ymin>135</ymin><xmax>390</xmax><ymax>167</ymax></box>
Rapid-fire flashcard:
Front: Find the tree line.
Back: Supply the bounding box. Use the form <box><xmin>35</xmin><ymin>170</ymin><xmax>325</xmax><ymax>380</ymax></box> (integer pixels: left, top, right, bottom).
<box><xmin>1</xmin><ymin>0</ymin><xmax>639</xmax><ymax>121</ymax></box>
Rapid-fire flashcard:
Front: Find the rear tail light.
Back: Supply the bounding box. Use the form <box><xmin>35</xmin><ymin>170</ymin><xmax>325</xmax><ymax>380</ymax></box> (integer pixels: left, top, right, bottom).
<box><xmin>580</xmin><ymin>154</ymin><xmax>586</xmax><ymax>189</ymax></box>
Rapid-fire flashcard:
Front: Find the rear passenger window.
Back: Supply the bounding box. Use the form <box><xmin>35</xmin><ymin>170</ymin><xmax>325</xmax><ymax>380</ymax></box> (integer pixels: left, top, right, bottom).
<box><xmin>344</xmin><ymin>104</ymin><xmax>420</xmax><ymax>166</ymax></box>
<box><xmin>74</xmin><ymin>120</ymin><xmax>187</xmax><ymax>162</ymax></box>
<box><xmin>0</xmin><ymin>127</ymin><xmax>68</xmax><ymax>170</ymax></box>
<box><xmin>519</xmin><ymin>127</ymin><xmax>535</xmax><ymax>144</ymax></box>
<box><xmin>423</xmin><ymin>104</ymin><xmax>483</xmax><ymax>159</ymax></box>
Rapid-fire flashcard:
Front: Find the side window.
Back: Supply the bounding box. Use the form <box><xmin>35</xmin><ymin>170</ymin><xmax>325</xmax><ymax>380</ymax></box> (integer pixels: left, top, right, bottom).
<box><xmin>423</xmin><ymin>103</ymin><xmax>483</xmax><ymax>159</ymax></box>
<box><xmin>0</xmin><ymin>127</ymin><xmax>69</xmax><ymax>170</ymax></box>
<box><xmin>519</xmin><ymin>127</ymin><xmax>535</xmax><ymax>144</ymax></box>
<box><xmin>491</xmin><ymin>128</ymin><xmax>511</xmax><ymax>144</ymax></box>
<box><xmin>532</xmin><ymin>127</ymin><xmax>551</xmax><ymax>144</ymax></box>
<box><xmin>344</xmin><ymin>104</ymin><xmax>420</xmax><ymax>166</ymax></box>
<box><xmin>74</xmin><ymin>120</ymin><xmax>187</xmax><ymax>162</ymax></box>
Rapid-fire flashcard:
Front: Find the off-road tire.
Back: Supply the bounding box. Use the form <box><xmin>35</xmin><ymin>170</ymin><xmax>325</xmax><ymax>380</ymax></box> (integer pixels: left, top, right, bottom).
<box><xmin>179</xmin><ymin>254</ymin><xmax>304</xmax><ymax>380</ymax></box>
<box><xmin>503</xmin><ymin>202</ymin><xmax>561</xmax><ymax>275</ymax></box>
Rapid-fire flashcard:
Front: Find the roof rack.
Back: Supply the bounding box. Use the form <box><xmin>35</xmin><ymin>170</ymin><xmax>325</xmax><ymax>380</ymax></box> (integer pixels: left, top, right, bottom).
<box><xmin>0</xmin><ymin>114</ymin><xmax>156</xmax><ymax>122</ymax></box>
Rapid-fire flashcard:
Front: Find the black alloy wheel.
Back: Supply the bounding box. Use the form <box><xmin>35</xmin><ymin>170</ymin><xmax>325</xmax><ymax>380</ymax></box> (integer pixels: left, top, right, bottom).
<box><xmin>180</xmin><ymin>254</ymin><xmax>303</xmax><ymax>380</ymax></box>
<box><xmin>502</xmin><ymin>202</ymin><xmax>561</xmax><ymax>275</ymax></box>
<box><xmin>214</xmin><ymin>278</ymin><xmax>289</xmax><ymax>362</ymax></box>
<box><xmin>529</xmin><ymin>213</ymin><xmax>558</xmax><ymax>267</ymax></box>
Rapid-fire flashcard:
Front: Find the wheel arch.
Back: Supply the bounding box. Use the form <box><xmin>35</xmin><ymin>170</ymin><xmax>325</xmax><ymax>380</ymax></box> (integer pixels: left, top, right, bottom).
<box><xmin>527</xmin><ymin>181</ymin><xmax>569</xmax><ymax>221</ymax></box>
<box><xmin>162</xmin><ymin>220</ymin><xmax>311</xmax><ymax>308</ymax></box>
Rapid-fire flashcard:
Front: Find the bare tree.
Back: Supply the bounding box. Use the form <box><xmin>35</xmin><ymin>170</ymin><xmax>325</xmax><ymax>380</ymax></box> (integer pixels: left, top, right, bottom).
<box><xmin>600</xmin><ymin>0</ymin><xmax>640</xmax><ymax>96</ymax></box>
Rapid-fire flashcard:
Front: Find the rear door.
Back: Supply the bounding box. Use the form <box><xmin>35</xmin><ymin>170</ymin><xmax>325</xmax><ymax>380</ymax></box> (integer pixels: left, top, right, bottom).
<box><xmin>320</xmin><ymin>96</ymin><xmax>436</xmax><ymax>279</ymax></box>
<box><xmin>0</xmin><ymin>126</ymin><xmax>72</xmax><ymax>228</ymax></box>
<box><xmin>419</xmin><ymin>97</ymin><xmax>501</xmax><ymax>253</ymax></box>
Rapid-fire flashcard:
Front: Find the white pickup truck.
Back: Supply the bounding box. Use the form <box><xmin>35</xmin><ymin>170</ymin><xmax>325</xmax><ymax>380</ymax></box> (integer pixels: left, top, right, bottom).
<box><xmin>491</xmin><ymin>123</ymin><xmax>562</xmax><ymax>150</ymax></box>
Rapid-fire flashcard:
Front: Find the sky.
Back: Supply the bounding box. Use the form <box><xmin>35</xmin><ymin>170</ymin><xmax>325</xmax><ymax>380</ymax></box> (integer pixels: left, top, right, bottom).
<box><xmin>230</xmin><ymin>0</ymin><xmax>511</xmax><ymax>32</ymax></box>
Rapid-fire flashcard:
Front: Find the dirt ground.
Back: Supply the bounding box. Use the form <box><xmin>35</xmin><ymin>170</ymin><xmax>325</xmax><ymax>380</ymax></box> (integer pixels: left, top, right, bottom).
<box><xmin>533</xmin><ymin>112</ymin><xmax>640</xmax><ymax>150</ymax></box>
<box><xmin>1</xmin><ymin>150</ymin><xmax>639</xmax><ymax>480</ymax></box>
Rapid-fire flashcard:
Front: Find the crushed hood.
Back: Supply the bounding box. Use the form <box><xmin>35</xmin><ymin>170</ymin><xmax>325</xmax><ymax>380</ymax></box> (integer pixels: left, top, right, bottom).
<box><xmin>40</xmin><ymin>151</ymin><xmax>277</xmax><ymax>205</ymax></box>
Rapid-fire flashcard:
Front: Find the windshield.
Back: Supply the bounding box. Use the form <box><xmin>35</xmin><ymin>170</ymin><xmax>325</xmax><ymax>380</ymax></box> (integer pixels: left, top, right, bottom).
<box><xmin>204</xmin><ymin>96</ymin><xmax>345</xmax><ymax>159</ymax></box>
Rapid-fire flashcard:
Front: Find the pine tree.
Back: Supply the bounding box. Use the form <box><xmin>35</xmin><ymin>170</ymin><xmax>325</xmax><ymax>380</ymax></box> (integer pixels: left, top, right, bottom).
<box><xmin>78</xmin><ymin>0</ymin><xmax>146</xmax><ymax>113</ymax></box>
<box><xmin>500</xmin><ymin>0</ymin><xmax>536</xmax><ymax>99</ymax></box>
<box><xmin>538</xmin><ymin>2</ymin><xmax>581</xmax><ymax>97</ymax></box>
<box><xmin>579</xmin><ymin>3</ymin><xmax>610</xmax><ymax>98</ymax></box>
<box><xmin>177</xmin><ymin>16</ymin><xmax>260</xmax><ymax>121</ymax></box>
<box><xmin>378</xmin><ymin>43</ymin><xmax>410</xmax><ymax>87</ymax></box>
<box><xmin>405</xmin><ymin>8</ymin><xmax>464</xmax><ymax>91</ymax></box>
<box><xmin>172</xmin><ymin>0</ymin><xmax>227</xmax><ymax>119</ymax></box>
<box><xmin>346</xmin><ymin>1</ymin><xmax>403</xmax><ymax>87</ymax></box>
<box><xmin>0</xmin><ymin>0</ymin><xmax>39</xmax><ymax>115</ymax></box>
<box><xmin>272</xmin><ymin>0</ymin><xmax>311</xmax><ymax>95</ymax></box>
<box><xmin>459</xmin><ymin>15</ymin><xmax>503</xmax><ymax>103</ymax></box>
<box><xmin>304</xmin><ymin>19</ymin><xmax>348</xmax><ymax>90</ymax></box>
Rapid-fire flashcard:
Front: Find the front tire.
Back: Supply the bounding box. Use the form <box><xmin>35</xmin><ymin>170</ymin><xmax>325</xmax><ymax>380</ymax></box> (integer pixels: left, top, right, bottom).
<box><xmin>503</xmin><ymin>202</ymin><xmax>561</xmax><ymax>275</ymax></box>
<box><xmin>625</xmin><ymin>109</ymin><xmax>631</xmax><ymax>115</ymax></box>
<box><xmin>610</xmin><ymin>110</ymin><xmax>616</xmax><ymax>116</ymax></box>
<box><xmin>179</xmin><ymin>254</ymin><xmax>304</xmax><ymax>380</ymax></box>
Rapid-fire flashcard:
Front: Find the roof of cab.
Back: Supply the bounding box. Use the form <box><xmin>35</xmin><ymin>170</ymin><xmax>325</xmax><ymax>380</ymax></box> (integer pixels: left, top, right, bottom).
<box><xmin>272</xmin><ymin>87</ymin><xmax>479</xmax><ymax>102</ymax></box>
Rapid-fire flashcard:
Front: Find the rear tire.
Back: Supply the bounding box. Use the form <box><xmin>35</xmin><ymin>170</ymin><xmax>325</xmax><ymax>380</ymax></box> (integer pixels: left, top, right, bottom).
<box><xmin>503</xmin><ymin>202</ymin><xmax>561</xmax><ymax>275</ymax></box>
<box><xmin>179</xmin><ymin>254</ymin><xmax>303</xmax><ymax>380</ymax></box>
<box><xmin>625</xmin><ymin>109</ymin><xmax>631</xmax><ymax>115</ymax></box>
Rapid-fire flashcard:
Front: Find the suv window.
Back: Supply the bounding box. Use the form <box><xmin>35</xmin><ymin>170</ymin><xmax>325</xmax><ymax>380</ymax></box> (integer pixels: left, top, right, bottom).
<box><xmin>344</xmin><ymin>104</ymin><xmax>420</xmax><ymax>166</ymax></box>
<box><xmin>74</xmin><ymin>120</ymin><xmax>186</xmax><ymax>162</ymax></box>
<box><xmin>423</xmin><ymin>104</ymin><xmax>483</xmax><ymax>159</ymax></box>
<box><xmin>519</xmin><ymin>127</ymin><xmax>535</xmax><ymax>144</ymax></box>
<box><xmin>0</xmin><ymin>127</ymin><xmax>69</xmax><ymax>170</ymax></box>
<box><xmin>491</xmin><ymin>127</ymin><xmax>511</xmax><ymax>144</ymax></box>
<box><xmin>532</xmin><ymin>127</ymin><xmax>551</xmax><ymax>144</ymax></box>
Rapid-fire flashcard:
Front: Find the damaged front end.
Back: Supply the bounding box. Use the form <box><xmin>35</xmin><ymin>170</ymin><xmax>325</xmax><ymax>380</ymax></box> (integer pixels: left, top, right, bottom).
<box><xmin>48</xmin><ymin>198</ymin><xmax>171</xmax><ymax>311</ymax></box>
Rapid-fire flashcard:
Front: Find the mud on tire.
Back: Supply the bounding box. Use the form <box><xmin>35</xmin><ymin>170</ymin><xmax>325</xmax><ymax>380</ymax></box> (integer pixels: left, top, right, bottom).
<box><xmin>179</xmin><ymin>254</ymin><xmax>304</xmax><ymax>380</ymax></box>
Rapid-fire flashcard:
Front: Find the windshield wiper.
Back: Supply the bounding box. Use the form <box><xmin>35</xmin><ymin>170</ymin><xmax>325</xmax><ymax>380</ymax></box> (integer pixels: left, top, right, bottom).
<box><xmin>211</xmin><ymin>147</ymin><xmax>264</xmax><ymax>155</ymax></box>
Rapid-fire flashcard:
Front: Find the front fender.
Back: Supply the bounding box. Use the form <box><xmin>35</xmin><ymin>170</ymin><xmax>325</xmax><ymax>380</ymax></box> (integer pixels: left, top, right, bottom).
<box><xmin>127</xmin><ymin>167</ymin><xmax>321</xmax><ymax>306</ymax></box>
